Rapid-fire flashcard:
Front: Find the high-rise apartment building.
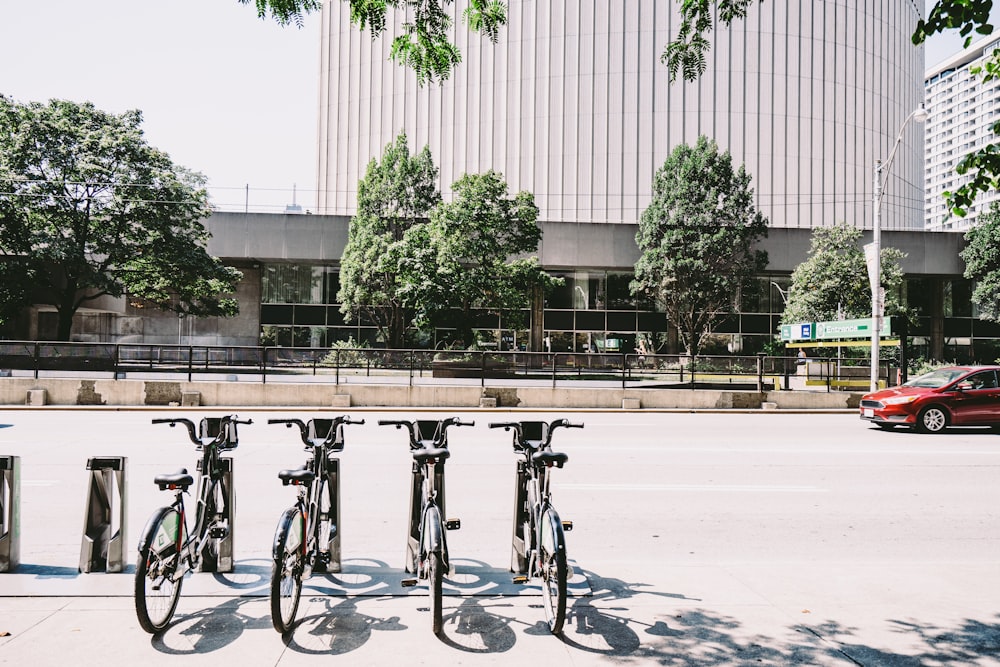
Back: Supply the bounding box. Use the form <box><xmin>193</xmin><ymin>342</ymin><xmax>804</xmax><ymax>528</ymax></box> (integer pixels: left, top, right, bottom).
<box><xmin>317</xmin><ymin>0</ymin><xmax>925</xmax><ymax>230</ymax></box>
<box><xmin>925</xmin><ymin>36</ymin><xmax>1000</xmax><ymax>231</ymax></box>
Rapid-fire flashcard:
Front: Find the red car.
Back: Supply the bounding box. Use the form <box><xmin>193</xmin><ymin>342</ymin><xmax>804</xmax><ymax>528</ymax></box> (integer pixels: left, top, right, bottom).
<box><xmin>860</xmin><ymin>365</ymin><xmax>1000</xmax><ymax>433</ymax></box>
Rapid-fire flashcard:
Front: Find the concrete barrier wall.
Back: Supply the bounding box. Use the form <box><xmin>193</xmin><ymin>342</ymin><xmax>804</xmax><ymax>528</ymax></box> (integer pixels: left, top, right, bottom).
<box><xmin>0</xmin><ymin>378</ymin><xmax>862</xmax><ymax>410</ymax></box>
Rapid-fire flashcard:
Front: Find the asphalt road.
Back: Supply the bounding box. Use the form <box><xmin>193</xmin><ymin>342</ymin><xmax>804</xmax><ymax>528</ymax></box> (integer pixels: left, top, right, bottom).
<box><xmin>1</xmin><ymin>409</ymin><xmax>998</xmax><ymax>666</ymax></box>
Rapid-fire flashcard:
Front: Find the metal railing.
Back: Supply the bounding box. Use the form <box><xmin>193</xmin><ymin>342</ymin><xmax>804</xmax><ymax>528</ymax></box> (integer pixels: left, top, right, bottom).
<box><xmin>0</xmin><ymin>341</ymin><xmax>894</xmax><ymax>391</ymax></box>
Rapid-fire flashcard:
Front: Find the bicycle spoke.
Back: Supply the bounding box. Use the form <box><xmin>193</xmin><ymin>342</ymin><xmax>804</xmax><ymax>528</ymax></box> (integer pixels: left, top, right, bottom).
<box><xmin>270</xmin><ymin>507</ymin><xmax>304</xmax><ymax>633</ymax></box>
<box><xmin>135</xmin><ymin>509</ymin><xmax>183</xmax><ymax>634</ymax></box>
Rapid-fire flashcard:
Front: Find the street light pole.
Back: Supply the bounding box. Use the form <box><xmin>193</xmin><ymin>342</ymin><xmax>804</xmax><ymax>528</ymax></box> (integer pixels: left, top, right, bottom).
<box><xmin>869</xmin><ymin>105</ymin><xmax>928</xmax><ymax>392</ymax></box>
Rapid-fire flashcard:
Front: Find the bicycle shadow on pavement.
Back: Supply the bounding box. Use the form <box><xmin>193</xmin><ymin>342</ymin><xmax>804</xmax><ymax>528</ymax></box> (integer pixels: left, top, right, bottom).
<box><xmin>556</xmin><ymin>568</ymin><xmax>700</xmax><ymax>657</ymax></box>
<box><xmin>437</xmin><ymin>597</ymin><xmax>520</xmax><ymax>652</ymax></box>
<box><xmin>282</xmin><ymin>596</ymin><xmax>408</xmax><ymax>655</ymax></box>
<box><xmin>151</xmin><ymin>597</ymin><xmax>270</xmax><ymax>655</ymax></box>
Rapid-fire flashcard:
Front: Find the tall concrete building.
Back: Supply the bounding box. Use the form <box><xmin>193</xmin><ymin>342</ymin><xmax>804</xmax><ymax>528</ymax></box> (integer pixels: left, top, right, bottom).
<box><xmin>317</xmin><ymin>0</ymin><xmax>926</xmax><ymax>230</ymax></box>
<box><xmin>925</xmin><ymin>35</ymin><xmax>1000</xmax><ymax>231</ymax></box>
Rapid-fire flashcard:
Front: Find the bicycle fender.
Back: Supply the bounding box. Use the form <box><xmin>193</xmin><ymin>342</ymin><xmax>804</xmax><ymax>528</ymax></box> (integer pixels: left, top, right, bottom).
<box><xmin>540</xmin><ymin>506</ymin><xmax>566</xmax><ymax>554</ymax></box>
<box><xmin>137</xmin><ymin>506</ymin><xmax>180</xmax><ymax>553</ymax></box>
<box><xmin>272</xmin><ymin>507</ymin><xmax>303</xmax><ymax>559</ymax></box>
<box><xmin>423</xmin><ymin>505</ymin><xmax>444</xmax><ymax>556</ymax></box>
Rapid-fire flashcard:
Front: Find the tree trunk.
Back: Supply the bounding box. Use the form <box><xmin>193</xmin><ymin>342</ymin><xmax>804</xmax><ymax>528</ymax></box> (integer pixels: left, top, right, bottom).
<box><xmin>56</xmin><ymin>306</ymin><xmax>75</xmax><ymax>341</ymax></box>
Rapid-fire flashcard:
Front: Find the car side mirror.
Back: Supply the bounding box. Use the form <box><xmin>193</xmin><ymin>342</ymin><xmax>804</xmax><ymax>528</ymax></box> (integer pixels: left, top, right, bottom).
<box><xmin>956</xmin><ymin>382</ymin><xmax>973</xmax><ymax>391</ymax></box>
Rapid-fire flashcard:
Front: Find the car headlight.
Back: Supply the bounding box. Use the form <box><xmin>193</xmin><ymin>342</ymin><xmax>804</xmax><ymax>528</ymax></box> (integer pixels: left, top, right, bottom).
<box><xmin>883</xmin><ymin>395</ymin><xmax>918</xmax><ymax>405</ymax></box>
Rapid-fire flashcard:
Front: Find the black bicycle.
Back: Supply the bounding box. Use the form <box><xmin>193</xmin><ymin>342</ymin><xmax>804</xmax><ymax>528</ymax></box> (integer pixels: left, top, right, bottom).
<box><xmin>134</xmin><ymin>414</ymin><xmax>252</xmax><ymax>634</ymax></box>
<box><xmin>267</xmin><ymin>415</ymin><xmax>365</xmax><ymax>633</ymax></box>
<box><xmin>488</xmin><ymin>418</ymin><xmax>582</xmax><ymax>634</ymax></box>
<box><xmin>378</xmin><ymin>417</ymin><xmax>474</xmax><ymax>635</ymax></box>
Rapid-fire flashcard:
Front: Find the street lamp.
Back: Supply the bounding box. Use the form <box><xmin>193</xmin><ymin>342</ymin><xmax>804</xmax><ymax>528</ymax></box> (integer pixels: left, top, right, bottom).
<box><xmin>869</xmin><ymin>104</ymin><xmax>928</xmax><ymax>392</ymax></box>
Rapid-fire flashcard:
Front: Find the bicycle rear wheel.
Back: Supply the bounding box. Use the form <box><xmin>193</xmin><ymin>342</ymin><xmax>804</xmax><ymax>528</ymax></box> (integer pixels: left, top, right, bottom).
<box><xmin>538</xmin><ymin>508</ymin><xmax>568</xmax><ymax>634</ymax></box>
<box><xmin>270</xmin><ymin>507</ymin><xmax>305</xmax><ymax>633</ymax></box>
<box><xmin>421</xmin><ymin>506</ymin><xmax>445</xmax><ymax>635</ymax></box>
<box><xmin>428</xmin><ymin>549</ymin><xmax>444</xmax><ymax>635</ymax></box>
<box><xmin>135</xmin><ymin>507</ymin><xmax>183</xmax><ymax>634</ymax></box>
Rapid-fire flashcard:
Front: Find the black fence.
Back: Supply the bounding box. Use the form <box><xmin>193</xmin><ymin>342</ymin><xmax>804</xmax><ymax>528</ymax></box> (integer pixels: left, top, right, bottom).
<box><xmin>0</xmin><ymin>341</ymin><xmax>894</xmax><ymax>391</ymax></box>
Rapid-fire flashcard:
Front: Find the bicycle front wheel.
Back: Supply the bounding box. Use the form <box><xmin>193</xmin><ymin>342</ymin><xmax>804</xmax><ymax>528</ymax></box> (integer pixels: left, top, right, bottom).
<box><xmin>539</xmin><ymin>508</ymin><xmax>568</xmax><ymax>634</ymax></box>
<box><xmin>270</xmin><ymin>507</ymin><xmax>305</xmax><ymax>633</ymax></box>
<box><xmin>135</xmin><ymin>507</ymin><xmax>183</xmax><ymax>634</ymax></box>
<box><xmin>428</xmin><ymin>549</ymin><xmax>444</xmax><ymax>635</ymax></box>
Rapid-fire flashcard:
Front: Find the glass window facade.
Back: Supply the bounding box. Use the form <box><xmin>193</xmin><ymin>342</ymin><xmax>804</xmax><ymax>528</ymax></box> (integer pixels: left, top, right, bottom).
<box><xmin>256</xmin><ymin>263</ymin><xmax>993</xmax><ymax>362</ymax></box>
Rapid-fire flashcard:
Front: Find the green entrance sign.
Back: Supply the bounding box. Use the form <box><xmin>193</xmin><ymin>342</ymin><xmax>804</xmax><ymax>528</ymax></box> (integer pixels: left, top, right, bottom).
<box><xmin>815</xmin><ymin>317</ymin><xmax>892</xmax><ymax>340</ymax></box>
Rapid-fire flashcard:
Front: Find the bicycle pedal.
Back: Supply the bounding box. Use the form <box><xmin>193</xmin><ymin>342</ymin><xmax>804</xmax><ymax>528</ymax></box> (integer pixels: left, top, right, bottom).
<box><xmin>445</xmin><ymin>518</ymin><xmax>461</xmax><ymax>530</ymax></box>
<box><xmin>562</xmin><ymin>520</ymin><xmax>574</xmax><ymax>532</ymax></box>
<box><xmin>512</xmin><ymin>575</ymin><xmax>529</xmax><ymax>584</ymax></box>
<box><xmin>401</xmin><ymin>578</ymin><xmax>418</xmax><ymax>587</ymax></box>
<box><xmin>209</xmin><ymin>524</ymin><xmax>229</xmax><ymax>539</ymax></box>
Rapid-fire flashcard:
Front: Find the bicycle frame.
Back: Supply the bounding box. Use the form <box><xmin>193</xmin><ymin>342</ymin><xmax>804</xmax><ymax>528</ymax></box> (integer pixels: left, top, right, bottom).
<box><xmin>271</xmin><ymin>417</ymin><xmax>361</xmax><ymax>575</ymax></box>
<box><xmin>490</xmin><ymin>419</ymin><xmax>580</xmax><ymax>635</ymax></box>
<box><xmin>135</xmin><ymin>414</ymin><xmax>250</xmax><ymax>634</ymax></box>
<box><xmin>380</xmin><ymin>419</ymin><xmax>470</xmax><ymax>573</ymax></box>
<box><xmin>413</xmin><ymin>454</ymin><xmax>447</xmax><ymax>573</ymax></box>
<box><xmin>379</xmin><ymin>417</ymin><xmax>472</xmax><ymax>634</ymax></box>
<box><xmin>513</xmin><ymin>455</ymin><xmax>557</xmax><ymax>576</ymax></box>
<box><xmin>152</xmin><ymin>416</ymin><xmax>246</xmax><ymax>570</ymax></box>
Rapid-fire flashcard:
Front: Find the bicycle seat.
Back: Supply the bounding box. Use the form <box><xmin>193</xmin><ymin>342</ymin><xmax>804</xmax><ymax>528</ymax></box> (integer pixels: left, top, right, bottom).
<box><xmin>412</xmin><ymin>447</ymin><xmax>450</xmax><ymax>464</ymax></box>
<box><xmin>155</xmin><ymin>468</ymin><xmax>193</xmax><ymax>491</ymax></box>
<box><xmin>532</xmin><ymin>450</ymin><xmax>568</xmax><ymax>468</ymax></box>
<box><xmin>278</xmin><ymin>467</ymin><xmax>316</xmax><ymax>486</ymax></box>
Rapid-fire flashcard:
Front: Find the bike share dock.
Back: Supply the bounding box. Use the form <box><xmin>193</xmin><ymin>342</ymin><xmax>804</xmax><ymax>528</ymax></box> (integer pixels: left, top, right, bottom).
<box><xmin>79</xmin><ymin>456</ymin><xmax>127</xmax><ymax>573</ymax></box>
<box><xmin>0</xmin><ymin>455</ymin><xmax>19</xmax><ymax>572</ymax></box>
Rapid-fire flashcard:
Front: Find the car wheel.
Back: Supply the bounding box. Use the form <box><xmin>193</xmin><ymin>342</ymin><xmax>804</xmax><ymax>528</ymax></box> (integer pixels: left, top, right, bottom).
<box><xmin>917</xmin><ymin>406</ymin><xmax>948</xmax><ymax>434</ymax></box>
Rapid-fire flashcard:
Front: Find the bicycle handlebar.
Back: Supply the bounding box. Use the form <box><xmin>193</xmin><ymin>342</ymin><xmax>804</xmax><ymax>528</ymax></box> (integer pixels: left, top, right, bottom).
<box><xmin>378</xmin><ymin>417</ymin><xmax>474</xmax><ymax>448</ymax></box>
<box><xmin>152</xmin><ymin>414</ymin><xmax>252</xmax><ymax>447</ymax></box>
<box><xmin>151</xmin><ymin>418</ymin><xmax>199</xmax><ymax>445</ymax></box>
<box><xmin>488</xmin><ymin>418</ymin><xmax>584</xmax><ymax>448</ymax></box>
<box><xmin>269</xmin><ymin>415</ymin><xmax>364</xmax><ymax>447</ymax></box>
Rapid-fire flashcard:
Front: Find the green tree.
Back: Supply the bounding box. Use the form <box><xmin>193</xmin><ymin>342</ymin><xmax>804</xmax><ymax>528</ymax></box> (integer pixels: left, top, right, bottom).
<box><xmin>243</xmin><ymin>0</ymin><xmax>507</xmax><ymax>83</ymax></box>
<box><xmin>337</xmin><ymin>132</ymin><xmax>440</xmax><ymax>348</ymax></box>
<box><xmin>631</xmin><ymin>136</ymin><xmax>768</xmax><ymax>357</ymax></box>
<box><xmin>781</xmin><ymin>224</ymin><xmax>907</xmax><ymax>325</ymax></box>
<box><xmin>962</xmin><ymin>202</ymin><xmax>1000</xmax><ymax>320</ymax></box>
<box><xmin>403</xmin><ymin>170</ymin><xmax>556</xmax><ymax>347</ymax></box>
<box><xmin>0</xmin><ymin>97</ymin><xmax>241</xmax><ymax>341</ymax></box>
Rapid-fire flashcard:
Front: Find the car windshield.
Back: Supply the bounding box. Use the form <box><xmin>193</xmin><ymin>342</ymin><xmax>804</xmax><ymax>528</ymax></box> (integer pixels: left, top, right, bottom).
<box><xmin>902</xmin><ymin>368</ymin><xmax>967</xmax><ymax>388</ymax></box>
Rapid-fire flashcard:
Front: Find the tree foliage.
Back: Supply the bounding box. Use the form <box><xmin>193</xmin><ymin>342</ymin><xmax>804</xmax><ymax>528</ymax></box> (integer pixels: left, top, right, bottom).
<box><xmin>962</xmin><ymin>202</ymin><xmax>1000</xmax><ymax>320</ymax></box>
<box><xmin>0</xmin><ymin>97</ymin><xmax>241</xmax><ymax>340</ymax></box>
<box><xmin>631</xmin><ymin>136</ymin><xmax>768</xmax><ymax>357</ymax></box>
<box><xmin>245</xmin><ymin>0</ymin><xmax>507</xmax><ymax>84</ymax></box>
<box><xmin>337</xmin><ymin>132</ymin><xmax>440</xmax><ymax>348</ymax></box>
<box><xmin>781</xmin><ymin>224</ymin><xmax>907</xmax><ymax>326</ymax></box>
<box><xmin>402</xmin><ymin>170</ymin><xmax>556</xmax><ymax>347</ymax></box>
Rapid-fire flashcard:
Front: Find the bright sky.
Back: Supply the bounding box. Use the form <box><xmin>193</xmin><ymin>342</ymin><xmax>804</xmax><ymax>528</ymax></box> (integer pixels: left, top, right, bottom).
<box><xmin>0</xmin><ymin>0</ymin><xmax>321</xmax><ymax>214</ymax></box>
<box><xmin>0</xmin><ymin>1</ymin><xmax>993</xmax><ymax>216</ymax></box>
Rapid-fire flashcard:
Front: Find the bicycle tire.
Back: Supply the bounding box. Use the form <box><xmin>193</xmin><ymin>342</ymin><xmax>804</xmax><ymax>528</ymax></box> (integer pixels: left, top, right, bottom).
<box><xmin>428</xmin><ymin>549</ymin><xmax>444</xmax><ymax>635</ymax></box>
<box><xmin>270</xmin><ymin>507</ymin><xmax>305</xmax><ymax>633</ymax></box>
<box><xmin>135</xmin><ymin>507</ymin><xmax>184</xmax><ymax>634</ymax></box>
<box><xmin>539</xmin><ymin>508</ymin><xmax>568</xmax><ymax>634</ymax></box>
